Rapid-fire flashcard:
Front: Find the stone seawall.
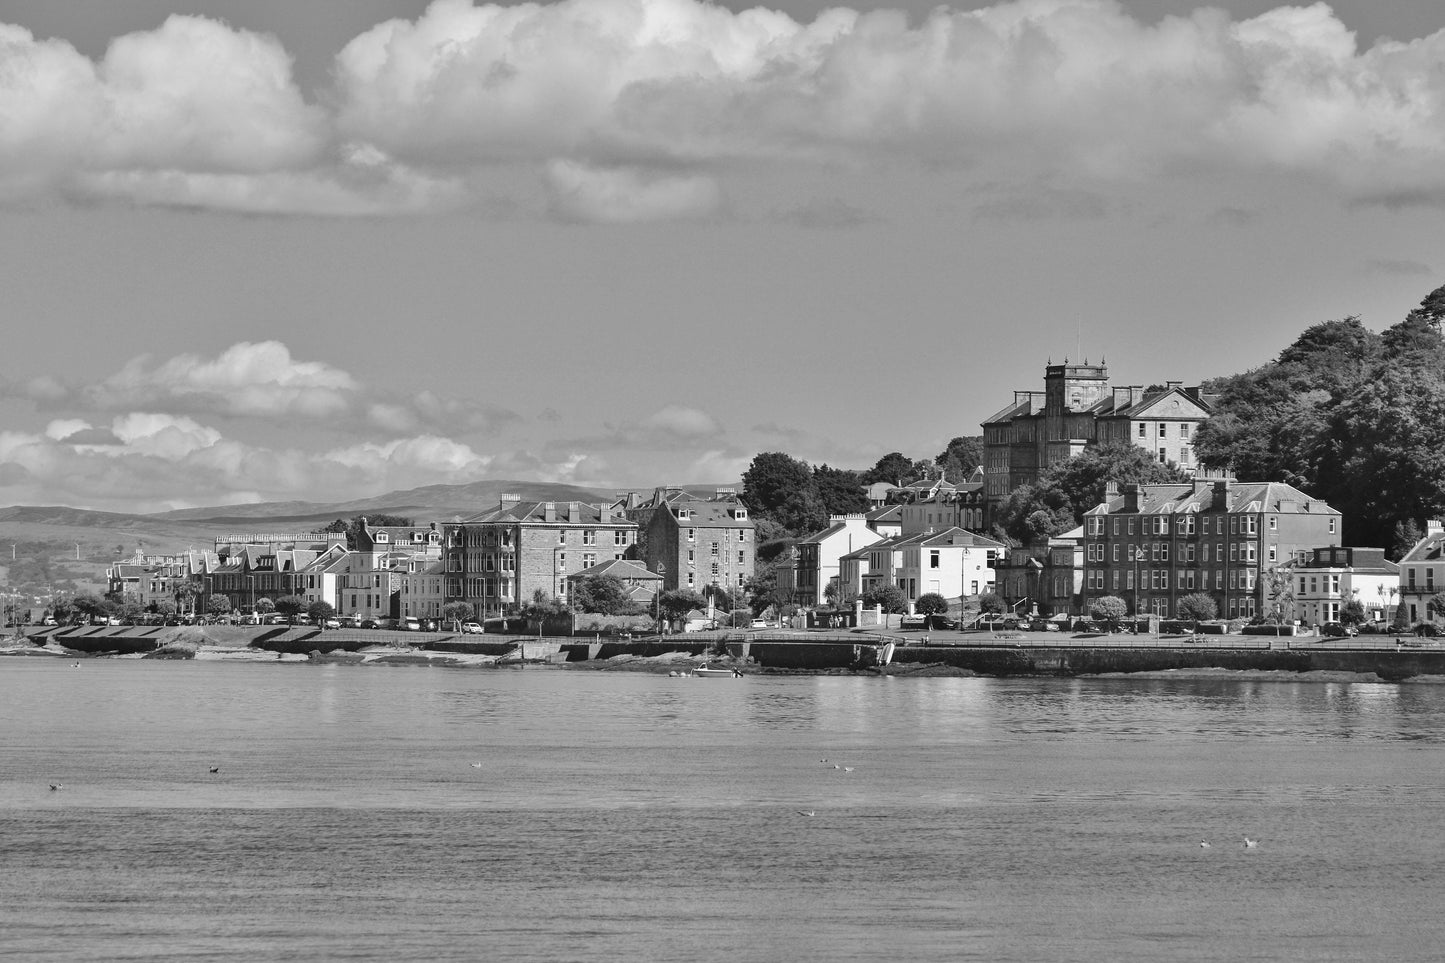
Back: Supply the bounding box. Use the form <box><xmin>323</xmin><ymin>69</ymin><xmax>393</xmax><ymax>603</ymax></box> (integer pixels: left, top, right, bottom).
<box><xmin>890</xmin><ymin>645</ymin><xmax>1445</xmax><ymax>680</ymax></box>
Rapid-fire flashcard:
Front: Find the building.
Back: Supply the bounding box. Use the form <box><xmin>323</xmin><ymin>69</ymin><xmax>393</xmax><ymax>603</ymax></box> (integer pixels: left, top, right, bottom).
<box><xmin>106</xmin><ymin>549</ymin><xmax>217</xmax><ymax>614</ymax></box>
<box><xmin>993</xmin><ymin>526</ymin><xmax>1085</xmax><ymax>617</ymax></box>
<box><xmin>443</xmin><ymin>496</ymin><xmax>638</xmax><ymax>617</ymax></box>
<box><xmin>207</xmin><ymin>545</ymin><xmax>330</xmax><ymax>616</ymax></box>
<box><xmin>1290</xmin><ymin>546</ymin><xmax>1399</xmax><ymax>627</ymax></box>
<box><xmin>982</xmin><ymin>361</ymin><xmax>1214</xmax><ymax>523</ymax></box>
<box><xmin>636</xmin><ymin>488</ymin><xmax>754</xmax><ymax>595</ymax></box>
<box><xmin>788</xmin><ymin>515</ymin><xmax>886</xmax><ymax>606</ymax></box>
<box><xmin>863</xmin><ymin>504</ymin><xmax>904</xmax><ymax>538</ymax></box>
<box><xmin>1079</xmin><ymin>478</ymin><xmax>1342</xmax><ymax>621</ymax></box>
<box><xmin>1398</xmin><ymin>520</ymin><xmax>1445</xmax><ymax>625</ymax></box>
<box><xmin>840</xmin><ymin>528</ymin><xmax>1002</xmax><ymax>608</ymax></box>
<box><xmin>897</xmin><ymin>470</ymin><xmax>986</xmax><ymax>534</ymax></box>
<box><xmin>565</xmin><ymin>558</ymin><xmax>664</xmax><ymax>606</ymax></box>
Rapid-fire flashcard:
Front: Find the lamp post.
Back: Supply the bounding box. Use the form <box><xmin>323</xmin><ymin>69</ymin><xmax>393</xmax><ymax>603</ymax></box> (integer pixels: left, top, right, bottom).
<box><xmin>247</xmin><ymin>575</ymin><xmax>255</xmax><ymax>617</ymax></box>
<box><xmin>655</xmin><ymin>563</ymin><xmax>667</xmax><ymax>634</ymax></box>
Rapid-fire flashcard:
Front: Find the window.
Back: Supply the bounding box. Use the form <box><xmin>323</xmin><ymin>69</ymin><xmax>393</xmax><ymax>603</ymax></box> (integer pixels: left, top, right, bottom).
<box><xmin>1128</xmin><ymin>518</ymin><xmax>1135</xmax><ymax>535</ymax></box>
<box><xmin>1138</xmin><ymin>423</ymin><xmax>1147</xmax><ymax>438</ymax></box>
<box><xmin>930</xmin><ymin>550</ymin><xmax>940</xmax><ymax>569</ymax></box>
<box><xmin>1269</xmin><ymin>516</ymin><xmax>1277</xmax><ymax>531</ymax></box>
<box><xmin>687</xmin><ymin>528</ymin><xmax>695</xmax><ymax>542</ymax></box>
<box><xmin>583</xmin><ymin>530</ymin><xmax>596</xmax><ymax>545</ymax></box>
<box><xmin>1112</xmin><ymin>518</ymin><xmax>1119</xmax><ymax>535</ymax></box>
<box><xmin>1126</xmin><ymin>570</ymin><xmax>1134</xmax><ymax>589</ymax></box>
<box><xmin>1161</xmin><ymin>543</ymin><xmax>1170</xmax><ymax>562</ymax></box>
<box><xmin>1181</xmin><ymin>424</ymin><xmax>1190</xmax><ymax>439</ymax></box>
<box><xmin>1328</xmin><ymin>518</ymin><xmax>1336</xmax><ymax>534</ymax></box>
<box><xmin>1187</xmin><ymin>570</ymin><xmax>1195</xmax><ymax>590</ymax></box>
<box><xmin>557</xmin><ymin>553</ymin><xmax>566</xmax><ymax>570</ymax></box>
<box><xmin>688</xmin><ymin>550</ymin><xmax>695</xmax><ymax>564</ymax></box>
<box><xmin>1112</xmin><ymin>544</ymin><xmax>1120</xmax><ymax>562</ymax></box>
<box><xmin>1268</xmin><ymin>546</ymin><xmax>1277</xmax><ymax>562</ymax></box>
<box><xmin>582</xmin><ymin>553</ymin><xmax>595</xmax><ymax>569</ymax></box>
<box><xmin>558</xmin><ymin>530</ymin><xmax>566</xmax><ymax>544</ymax></box>
<box><xmin>710</xmin><ymin>543</ymin><xmax>719</xmax><ymax>556</ymax></box>
<box><xmin>738</xmin><ymin>551</ymin><xmax>745</xmax><ymax>565</ymax></box>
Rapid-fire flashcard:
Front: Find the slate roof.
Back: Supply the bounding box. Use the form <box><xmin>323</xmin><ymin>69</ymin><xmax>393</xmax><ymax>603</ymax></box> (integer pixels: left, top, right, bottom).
<box><xmin>1400</xmin><ymin>531</ymin><xmax>1445</xmax><ymax>565</ymax></box>
<box><xmin>567</xmin><ymin>558</ymin><xmax>661</xmax><ymax>582</ymax></box>
<box><xmin>461</xmin><ymin>501</ymin><xmax>635</xmax><ymax>526</ymax></box>
<box><xmin>1084</xmin><ymin>481</ymin><xmax>1341</xmax><ymax>517</ymax></box>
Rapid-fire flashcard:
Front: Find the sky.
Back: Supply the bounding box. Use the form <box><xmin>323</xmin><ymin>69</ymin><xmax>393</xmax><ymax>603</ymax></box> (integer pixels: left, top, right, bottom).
<box><xmin>0</xmin><ymin>0</ymin><xmax>1442</xmax><ymax>514</ymax></box>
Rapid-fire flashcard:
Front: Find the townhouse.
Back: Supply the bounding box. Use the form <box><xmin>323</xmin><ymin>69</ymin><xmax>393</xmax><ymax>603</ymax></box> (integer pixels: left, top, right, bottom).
<box><xmin>1290</xmin><ymin>547</ymin><xmax>1399</xmax><ymax>627</ymax></box>
<box><xmin>443</xmin><ymin>496</ymin><xmax>638</xmax><ymax>617</ymax></box>
<box><xmin>840</xmin><ymin>528</ymin><xmax>1002</xmax><ymax>608</ymax></box>
<box><xmin>788</xmin><ymin>515</ymin><xmax>886</xmax><ymax>606</ymax></box>
<box><xmin>1080</xmin><ymin>478</ymin><xmax>1341</xmax><ymax>620</ymax></box>
<box><xmin>1398</xmin><ymin>520</ymin><xmax>1445</xmax><ymax>624</ymax></box>
<box><xmin>993</xmin><ymin>526</ymin><xmax>1085</xmax><ymax>617</ymax></box>
<box><xmin>635</xmin><ymin>488</ymin><xmax>754</xmax><ymax>595</ymax></box>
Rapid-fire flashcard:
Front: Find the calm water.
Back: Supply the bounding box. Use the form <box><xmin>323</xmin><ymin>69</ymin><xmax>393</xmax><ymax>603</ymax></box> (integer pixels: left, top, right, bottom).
<box><xmin>2</xmin><ymin>661</ymin><xmax>1444</xmax><ymax>962</ymax></box>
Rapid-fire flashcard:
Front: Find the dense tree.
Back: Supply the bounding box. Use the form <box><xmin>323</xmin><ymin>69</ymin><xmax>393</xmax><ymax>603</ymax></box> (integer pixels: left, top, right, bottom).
<box><xmin>823</xmin><ymin>577</ymin><xmax>856</xmax><ymax>608</ymax></box>
<box><xmin>861</xmin><ymin>452</ymin><xmax>917</xmax><ymax>486</ymax></box>
<box><xmin>701</xmin><ymin>584</ymin><xmax>734</xmax><ymax>611</ymax></box>
<box><xmin>862</xmin><ymin>583</ymin><xmax>907</xmax><ymax>614</ymax></box>
<box><xmin>996</xmin><ymin>443</ymin><xmax>1186</xmax><ymax>543</ymax></box>
<box><xmin>1391</xmin><ymin>520</ymin><xmax>1425</xmax><ymax>562</ymax></box>
<box><xmin>936</xmin><ymin>436</ymin><xmax>984</xmax><ymax>482</ymax></box>
<box><xmin>812</xmin><ymin>464</ymin><xmax>870</xmax><ymax>516</ymax></box>
<box><xmin>323</xmin><ymin>515</ymin><xmax>416</xmax><ymax>550</ymax></box>
<box><xmin>152</xmin><ymin>599</ymin><xmax>177</xmax><ymax>618</ymax></box>
<box><xmin>307</xmin><ymin>600</ymin><xmax>335</xmax><ymax>626</ymax></box>
<box><xmin>274</xmin><ymin>595</ymin><xmax>305</xmax><ymax>624</ymax></box>
<box><xmin>572</xmin><ymin>575</ymin><xmax>633</xmax><ymax>615</ymax></box>
<box><xmin>978</xmin><ymin>593</ymin><xmax>1005</xmax><ymax>615</ymax></box>
<box><xmin>174</xmin><ymin>583</ymin><xmax>197</xmax><ymax>616</ymax></box>
<box><xmin>1340</xmin><ymin>599</ymin><xmax>1366</xmax><ymax>627</ymax></box>
<box><xmin>207</xmin><ymin>594</ymin><xmax>231</xmax><ymax>618</ymax></box>
<box><xmin>1431</xmin><ymin>592</ymin><xmax>1445</xmax><ymax>622</ymax></box>
<box><xmin>72</xmin><ymin>593</ymin><xmax>109</xmax><ymax>624</ymax></box>
<box><xmin>1089</xmin><ymin>596</ymin><xmax>1128</xmax><ymax>625</ymax></box>
<box><xmin>1175</xmin><ymin>592</ymin><xmax>1218</xmax><ymax>622</ymax></box>
<box><xmin>914</xmin><ymin>593</ymin><xmax>948</xmax><ymax>616</ymax></box>
<box><xmin>441</xmin><ymin>601</ymin><xmax>474</xmax><ymax>630</ymax></box>
<box><xmin>522</xmin><ymin>589</ymin><xmax>567</xmax><ymax>631</ymax></box>
<box><xmin>254</xmin><ymin>597</ymin><xmax>276</xmax><ymax>615</ymax></box>
<box><xmin>656</xmin><ymin>589</ymin><xmax>707</xmax><ymax>622</ymax></box>
<box><xmin>742</xmin><ymin>453</ymin><xmax>827</xmax><ymax>537</ymax></box>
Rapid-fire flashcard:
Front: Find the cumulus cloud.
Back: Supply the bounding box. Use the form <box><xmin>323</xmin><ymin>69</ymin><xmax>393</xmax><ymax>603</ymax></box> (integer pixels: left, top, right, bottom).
<box><xmin>1365</xmin><ymin>258</ymin><xmax>1432</xmax><ymax>276</ymax></box>
<box><xmin>4</xmin><ymin>1</ymin><xmax>1445</xmax><ymax>214</ymax></box>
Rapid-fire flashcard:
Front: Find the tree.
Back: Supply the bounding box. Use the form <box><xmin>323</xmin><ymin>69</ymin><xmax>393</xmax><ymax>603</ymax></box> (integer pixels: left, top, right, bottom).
<box><xmin>656</xmin><ymin>589</ymin><xmax>706</xmax><ymax>623</ymax></box>
<box><xmin>72</xmin><ymin>593</ymin><xmax>109</xmax><ymax>624</ymax></box>
<box><xmin>307</xmin><ymin>600</ymin><xmax>335</xmax><ymax>626</ymax></box>
<box><xmin>936</xmin><ymin>436</ymin><xmax>984</xmax><ymax>482</ymax></box>
<box><xmin>174</xmin><ymin>582</ymin><xmax>198</xmax><ymax>616</ymax></box>
<box><xmin>208</xmin><ymin>594</ymin><xmax>232</xmax><ymax>618</ymax></box>
<box><xmin>274</xmin><ymin>595</ymin><xmax>305</xmax><ymax>624</ymax></box>
<box><xmin>861</xmin><ymin>452</ymin><xmax>917</xmax><ymax>486</ymax></box>
<box><xmin>254</xmin><ymin>597</ymin><xmax>276</xmax><ymax>616</ymax></box>
<box><xmin>862</xmin><ymin>583</ymin><xmax>907</xmax><ymax>614</ymax></box>
<box><xmin>152</xmin><ymin>599</ymin><xmax>177</xmax><ymax>618</ymax></box>
<box><xmin>811</xmin><ymin>464</ymin><xmax>870</xmax><ymax>516</ymax></box>
<box><xmin>1430</xmin><ymin>592</ymin><xmax>1445</xmax><ymax>623</ymax></box>
<box><xmin>1391</xmin><ymin>520</ymin><xmax>1425</xmax><ymax>562</ymax></box>
<box><xmin>1089</xmin><ymin>595</ymin><xmax>1128</xmax><ymax>626</ymax></box>
<box><xmin>978</xmin><ymin>592</ymin><xmax>1005</xmax><ymax>615</ymax></box>
<box><xmin>1339</xmin><ymin>599</ymin><xmax>1366</xmax><ymax>627</ymax></box>
<box><xmin>742</xmin><ymin>452</ymin><xmax>814</xmax><ymax>516</ymax></box>
<box><xmin>522</xmin><ymin>589</ymin><xmax>567</xmax><ymax>633</ymax></box>
<box><xmin>823</xmin><ymin>577</ymin><xmax>856</xmax><ymax>608</ymax></box>
<box><xmin>915</xmin><ymin>593</ymin><xmax>948</xmax><ymax>616</ymax></box>
<box><xmin>572</xmin><ymin>576</ymin><xmax>632</xmax><ymax>615</ymax></box>
<box><xmin>1175</xmin><ymin>592</ymin><xmax>1218</xmax><ymax>623</ymax></box>
<box><xmin>701</xmin><ymin>584</ymin><xmax>734</xmax><ymax>612</ymax></box>
<box><xmin>323</xmin><ymin>515</ymin><xmax>416</xmax><ymax>550</ymax></box>
<box><xmin>996</xmin><ymin>443</ymin><xmax>1186</xmax><ymax>543</ymax></box>
<box><xmin>441</xmin><ymin>601</ymin><xmax>474</xmax><ymax>630</ymax></box>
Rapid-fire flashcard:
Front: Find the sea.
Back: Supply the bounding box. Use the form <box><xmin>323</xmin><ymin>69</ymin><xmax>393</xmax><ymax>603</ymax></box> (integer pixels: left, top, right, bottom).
<box><xmin>2</xmin><ymin>660</ymin><xmax>1444</xmax><ymax>962</ymax></box>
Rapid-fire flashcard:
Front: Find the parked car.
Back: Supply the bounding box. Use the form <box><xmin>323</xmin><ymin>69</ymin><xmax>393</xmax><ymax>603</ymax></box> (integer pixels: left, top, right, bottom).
<box><xmin>323</xmin><ymin>618</ymin><xmax>341</xmax><ymax>629</ymax></box>
<box><xmin>1320</xmin><ymin>622</ymin><xmax>1358</xmax><ymax>638</ymax></box>
<box><xmin>900</xmin><ymin>614</ymin><xmax>927</xmax><ymax>629</ymax></box>
<box><xmin>461</xmin><ymin>622</ymin><xmax>483</xmax><ymax>635</ymax></box>
<box><xmin>926</xmin><ymin>614</ymin><xmax>960</xmax><ymax>630</ymax></box>
<box><xmin>360</xmin><ymin>618</ymin><xmax>379</xmax><ymax>630</ymax></box>
<box><xmin>421</xmin><ymin>619</ymin><xmax>437</xmax><ymax>632</ymax></box>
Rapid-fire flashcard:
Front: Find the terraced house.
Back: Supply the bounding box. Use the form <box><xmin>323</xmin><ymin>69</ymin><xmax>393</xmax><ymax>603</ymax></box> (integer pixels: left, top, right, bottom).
<box><xmin>443</xmin><ymin>496</ymin><xmax>638</xmax><ymax>618</ymax></box>
<box><xmin>1398</xmin><ymin>520</ymin><xmax>1445</xmax><ymax>625</ymax></box>
<box><xmin>1080</xmin><ymin>478</ymin><xmax>1342</xmax><ymax>621</ymax></box>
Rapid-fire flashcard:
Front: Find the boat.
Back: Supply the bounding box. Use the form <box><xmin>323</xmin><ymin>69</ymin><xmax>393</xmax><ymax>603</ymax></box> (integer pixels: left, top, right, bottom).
<box><xmin>694</xmin><ymin>664</ymin><xmax>743</xmax><ymax>678</ymax></box>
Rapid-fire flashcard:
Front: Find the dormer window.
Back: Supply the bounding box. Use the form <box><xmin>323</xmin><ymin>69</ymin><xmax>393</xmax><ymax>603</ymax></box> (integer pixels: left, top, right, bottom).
<box><xmin>376</xmin><ymin>532</ymin><xmax>389</xmax><ymax>543</ymax></box>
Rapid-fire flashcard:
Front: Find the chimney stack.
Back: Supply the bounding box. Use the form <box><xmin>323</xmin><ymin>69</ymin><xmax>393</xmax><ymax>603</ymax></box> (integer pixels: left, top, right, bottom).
<box><xmin>544</xmin><ymin>502</ymin><xmax>557</xmax><ymax>523</ymax></box>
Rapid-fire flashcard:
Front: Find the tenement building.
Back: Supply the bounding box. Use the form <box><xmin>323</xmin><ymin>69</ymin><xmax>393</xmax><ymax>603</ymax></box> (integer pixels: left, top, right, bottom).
<box><xmin>981</xmin><ymin>361</ymin><xmax>1213</xmax><ymax>524</ymax></box>
<box><xmin>634</xmin><ymin>488</ymin><xmax>755</xmax><ymax>594</ymax></box>
<box><xmin>1079</xmin><ymin>478</ymin><xmax>1341</xmax><ymax>621</ymax></box>
<box><xmin>443</xmin><ymin>496</ymin><xmax>638</xmax><ymax>618</ymax></box>
<box><xmin>1398</xmin><ymin>520</ymin><xmax>1445</xmax><ymax>625</ymax></box>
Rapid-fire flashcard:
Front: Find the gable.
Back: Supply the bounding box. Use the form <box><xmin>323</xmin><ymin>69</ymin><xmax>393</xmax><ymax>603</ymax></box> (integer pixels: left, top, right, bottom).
<box><xmin>1126</xmin><ymin>390</ymin><xmax>1210</xmax><ymax>420</ymax></box>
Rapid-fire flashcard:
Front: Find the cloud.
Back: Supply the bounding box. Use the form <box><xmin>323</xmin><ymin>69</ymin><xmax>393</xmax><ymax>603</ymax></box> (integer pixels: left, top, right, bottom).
<box><xmin>544</xmin><ymin>160</ymin><xmax>722</xmax><ymax>223</ymax></box>
<box><xmin>1365</xmin><ymin>258</ymin><xmax>1432</xmax><ymax>276</ymax></box>
<box><xmin>5</xmin><ymin>1</ymin><xmax>1445</xmax><ymax>214</ymax></box>
<box><xmin>44</xmin><ymin>419</ymin><xmax>92</xmax><ymax>441</ymax></box>
<box><xmin>773</xmin><ymin>197</ymin><xmax>881</xmax><ymax>229</ymax></box>
<box><xmin>641</xmin><ymin>405</ymin><xmax>722</xmax><ymax>439</ymax></box>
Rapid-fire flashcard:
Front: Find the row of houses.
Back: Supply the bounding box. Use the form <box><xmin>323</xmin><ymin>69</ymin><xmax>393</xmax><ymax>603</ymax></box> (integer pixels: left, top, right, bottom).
<box><xmin>105</xmin><ymin>487</ymin><xmax>756</xmax><ymax>622</ymax></box>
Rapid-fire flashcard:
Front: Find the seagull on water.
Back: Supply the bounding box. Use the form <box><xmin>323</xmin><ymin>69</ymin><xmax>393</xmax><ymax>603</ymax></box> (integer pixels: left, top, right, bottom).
<box><xmin>49</xmin><ymin>783</ymin><xmax>62</xmax><ymax>791</ymax></box>
<box><xmin>796</xmin><ymin>810</ymin><xmax>815</xmax><ymax>817</ymax></box>
<box><xmin>843</xmin><ymin>767</ymin><xmax>855</xmax><ymax>772</ymax></box>
<box><xmin>208</xmin><ymin>766</ymin><xmax>220</xmax><ymax>774</ymax></box>
<box><xmin>1200</xmin><ymin>840</ymin><xmax>1211</xmax><ymax>849</ymax></box>
<box><xmin>1244</xmin><ymin>837</ymin><xmax>1259</xmax><ymax>849</ymax></box>
<box><xmin>470</xmin><ymin>762</ymin><xmax>483</xmax><ymax>769</ymax></box>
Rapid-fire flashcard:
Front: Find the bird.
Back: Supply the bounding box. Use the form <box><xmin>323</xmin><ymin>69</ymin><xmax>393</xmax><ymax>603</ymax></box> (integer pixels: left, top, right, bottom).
<box><xmin>1244</xmin><ymin>837</ymin><xmax>1259</xmax><ymax>849</ymax></box>
<box><xmin>833</xmin><ymin>764</ymin><xmax>841</xmax><ymax>769</ymax></box>
<box><xmin>208</xmin><ymin>766</ymin><xmax>220</xmax><ymax>774</ymax></box>
<box><xmin>71</xmin><ymin>662</ymin><xmax>80</xmax><ymax>668</ymax></box>
<box><xmin>843</xmin><ymin>767</ymin><xmax>855</xmax><ymax>773</ymax></box>
<box><xmin>1200</xmin><ymin>840</ymin><xmax>1211</xmax><ymax>849</ymax></box>
<box><xmin>819</xmin><ymin>758</ymin><xmax>828</xmax><ymax>764</ymax></box>
<box><xmin>49</xmin><ymin>783</ymin><xmax>62</xmax><ymax>791</ymax></box>
<box><xmin>469</xmin><ymin>762</ymin><xmax>483</xmax><ymax>769</ymax></box>
<box><xmin>796</xmin><ymin>810</ymin><xmax>815</xmax><ymax>817</ymax></box>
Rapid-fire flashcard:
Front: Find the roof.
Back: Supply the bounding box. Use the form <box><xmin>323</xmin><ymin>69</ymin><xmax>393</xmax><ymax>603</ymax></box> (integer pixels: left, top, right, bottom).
<box><xmin>566</xmin><ymin>558</ymin><xmax>662</xmax><ymax>581</ymax></box>
<box><xmin>1084</xmin><ymin>481</ymin><xmax>1342</xmax><ymax>517</ymax></box>
<box><xmin>865</xmin><ymin>505</ymin><xmax>902</xmax><ymax>523</ymax></box>
<box><xmin>670</xmin><ymin>500</ymin><xmax>753</xmax><ymax>528</ymax></box>
<box><xmin>981</xmin><ymin>396</ymin><xmax>1038</xmax><ymax>425</ymax></box>
<box><xmin>1400</xmin><ymin>530</ymin><xmax>1445</xmax><ymax>565</ymax></box>
<box><xmin>839</xmin><ymin>527</ymin><xmax>1005</xmax><ymax>560</ymax></box>
<box><xmin>460</xmin><ymin>501</ymin><xmax>637</xmax><ymax>526</ymax></box>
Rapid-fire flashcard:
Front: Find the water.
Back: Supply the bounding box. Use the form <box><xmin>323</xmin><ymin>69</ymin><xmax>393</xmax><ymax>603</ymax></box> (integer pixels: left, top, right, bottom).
<box><xmin>2</xmin><ymin>661</ymin><xmax>1444</xmax><ymax>961</ymax></box>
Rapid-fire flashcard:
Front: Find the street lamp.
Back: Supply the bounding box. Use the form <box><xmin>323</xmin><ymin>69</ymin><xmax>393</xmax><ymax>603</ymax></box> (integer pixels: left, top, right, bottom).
<box><xmin>655</xmin><ymin>563</ymin><xmax>667</xmax><ymax>634</ymax></box>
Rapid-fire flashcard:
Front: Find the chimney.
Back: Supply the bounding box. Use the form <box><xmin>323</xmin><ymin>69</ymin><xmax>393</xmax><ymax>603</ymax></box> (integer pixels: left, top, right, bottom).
<box><xmin>568</xmin><ymin>501</ymin><xmax>580</xmax><ymax>521</ymax></box>
<box><xmin>544</xmin><ymin>501</ymin><xmax>557</xmax><ymax>523</ymax></box>
<box><xmin>1428</xmin><ymin>519</ymin><xmax>1444</xmax><ymax>536</ymax></box>
<box><xmin>1105</xmin><ymin>481</ymin><xmax>1119</xmax><ymax>498</ymax></box>
<box><xmin>599</xmin><ymin>504</ymin><xmax>611</xmax><ymax>523</ymax></box>
<box><xmin>1124</xmin><ymin>484</ymin><xmax>1141</xmax><ymax>513</ymax></box>
<box><xmin>1166</xmin><ymin>380</ymin><xmax>1182</xmax><ymax>391</ymax></box>
<box><xmin>1212</xmin><ymin>479</ymin><xmax>1232</xmax><ymax>510</ymax></box>
<box><xmin>500</xmin><ymin>493</ymin><xmax>520</xmax><ymax>511</ymax></box>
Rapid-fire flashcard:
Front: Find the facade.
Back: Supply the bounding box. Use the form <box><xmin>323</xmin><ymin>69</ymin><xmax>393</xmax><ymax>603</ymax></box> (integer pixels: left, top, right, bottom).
<box><xmin>1290</xmin><ymin>547</ymin><xmax>1399</xmax><ymax>627</ymax></box>
<box><xmin>982</xmin><ymin>362</ymin><xmax>1213</xmax><ymax>523</ymax></box>
<box><xmin>639</xmin><ymin>488</ymin><xmax>754</xmax><ymax>594</ymax></box>
<box><xmin>993</xmin><ymin>526</ymin><xmax>1085</xmax><ymax>617</ymax></box>
<box><xmin>106</xmin><ymin>550</ymin><xmax>217</xmax><ymax>614</ymax></box>
<box><xmin>398</xmin><ymin>557</ymin><xmax>448</xmax><ymax>621</ymax></box>
<box><xmin>207</xmin><ymin>546</ymin><xmax>327</xmax><ymax>616</ymax></box>
<box><xmin>1398</xmin><ymin>520</ymin><xmax>1445</xmax><ymax>624</ymax></box>
<box><xmin>1079</xmin><ymin>478</ymin><xmax>1342</xmax><ymax>621</ymax></box>
<box><xmin>443</xmin><ymin>496</ymin><xmax>638</xmax><ymax>617</ymax></box>
<box><xmin>565</xmin><ymin>558</ymin><xmax>664</xmax><ymax>605</ymax></box>
<box><xmin>863</xmin><ymin>504</ymin><xmax>904</xmax><ymax>538</ymax></box>
<box><xmin>841</xmin><ymin>528</ymin><xmax>1002</xmax><ymax>607</ymax></box>
<box><xmin>897</xmin><ymin>474</ymin><xmax>986</xmax><ymax>535</ymax></box>
<box><xmin>789</xmin><ymin>515</ymin><xmax>887</xmax><ymax>606</ymax></box>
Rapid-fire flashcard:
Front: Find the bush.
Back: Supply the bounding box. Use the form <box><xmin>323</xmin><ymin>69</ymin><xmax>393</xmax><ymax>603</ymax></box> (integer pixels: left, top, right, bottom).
<box><xmin>915</xmin><ymin>593</ymin><xmax>949</xmax><ymax>616</ymax></box>
<box><xmin>1089</xmin><ymin>596</ymin><xmax>1128</xmax><ymax>624</ymax></box>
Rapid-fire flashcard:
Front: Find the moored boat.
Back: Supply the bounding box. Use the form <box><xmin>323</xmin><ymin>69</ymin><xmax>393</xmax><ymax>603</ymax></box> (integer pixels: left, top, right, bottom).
<box><xmin>694</xmin><ymin>664</ymin><xmax>743</xmax><ymax>677</ymax></box>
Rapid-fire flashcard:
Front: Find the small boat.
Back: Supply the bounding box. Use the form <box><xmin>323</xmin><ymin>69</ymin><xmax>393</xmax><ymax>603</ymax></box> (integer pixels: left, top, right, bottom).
<box><xmin>694</xmin><ymin>664</ymin><xmax>743</xmax><ymax>678</ymax></box>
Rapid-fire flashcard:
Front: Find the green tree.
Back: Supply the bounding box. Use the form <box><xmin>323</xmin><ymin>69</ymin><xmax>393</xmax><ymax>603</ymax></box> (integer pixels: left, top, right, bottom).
<box><xmin>323</xmin><ymin>515</ymin><xmax>416</xmax><ymax>550</ymax></box>
<box><xmin>254</xmin><ymin>597</ymin><xmax>276</xmax><ymax>616</ymax></box>
<box><xmin>811</xmin><ymin>464</ymin><xmax>870</xmax><ymax>516</ymax></box>
<box><xmin>1339</xmin><ymin>599</ymin><xmax>1366</xmax><ymax>627</ymax></box>
<box><xmin>152</xmin><ymin>599</ymin><xmax>177</xmax><ymax>618</ymax></box>
<box><xmin>657</xmin><ymin>589</ymin><xmax>706</xmax><ymax>623</ymax></box>
<box><xmin>72</xmin><ymin>592</ymin><xmax>109</xmax><ymax>624</ymax></box>
<box><xmin>441</xmin><ymin>601</ymin><xmax>474</xmax><ymax>630</ymax></box>
<box><xmin>914</xmin><ymin>593</ymin><xmax>948</xmax><ymax>616</ymax></box>
<box><xmin>1430</xmin><ymin>592</ymin><xmax>1445</xmax><ymax>622</ymax></box>
<box><xmin>862</xmin><ymin>583</ymin><xmax>907</xmax><ymax>614</ymax></box>
<box><xmin>174</xmin><ymin>582</ymin><xmax>198</xmax><ymax>616</ymax></box>
<box><xmin>274</xmin><ymin>595</ymin><xmax>306</xmax><ymax>624</ymax></box>
<box><xmin>742</xmin><ymin>452</ymin><xmax>826</xmax><ymax>537</ymax></box>
<box><xmin>997</xmin><ymin>443</ymin><xmax>1186</xmax><ymax>543</ymax></box>
<box><xmin>1089</xmin><ymin>595</ymin><xmax>1128</xmax><ymax>626</ymax></box>
<box><xmin>1176</xmin><ymin>592</ymin><xmax>1218</xmax><ymax>622</ymax></box>
<box><xmin>573</xmin><ymin>576</ymin><xmax>632</xmax><ymax>615</ymax></box>
<box><xmin>307</xmin><ymin>600</ymin><xmax>335</xmax><ymax>626</ymax></box>
<box><xmin>936</xmin><ymin>436</ymin><xmax>984</xmax><ymax>482</ymax></box>
<box><xmin>207</xmin><ymin>594</ymin><xmax>232</xmax><ymax>618</ymax></box>
<box><xmin>823</xmin><ymin>577</ymin><xmax>856</xmax><ymax>608</ymax></box>
<box><xmin>701</xmin><ymin>584</ymin><xmax>734</xmax><ymax>612</ymax></box>
<box><xmin>861</xmin><ymin>452</ymin><xmax>917</xmax><ymax>486</ymax></box>
<box><xmin>978</xmin><ymin>592</ymin><xmax>1005</xmax><ymax>615</ymax></box>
